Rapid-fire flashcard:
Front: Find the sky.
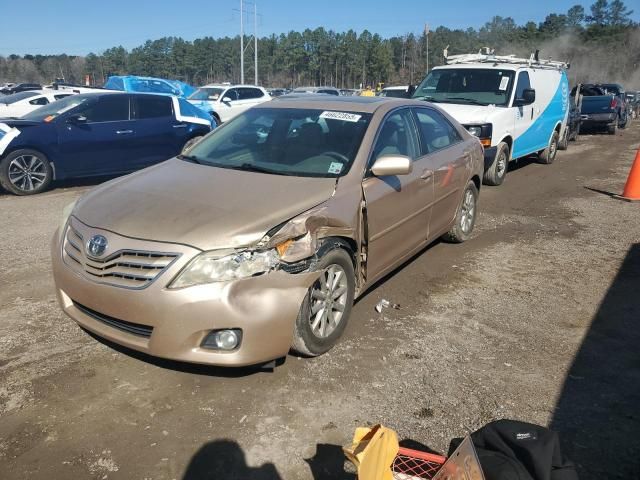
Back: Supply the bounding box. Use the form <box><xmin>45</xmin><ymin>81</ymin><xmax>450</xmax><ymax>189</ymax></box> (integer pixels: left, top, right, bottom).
<box><xmin>1</xmin><ymin>0</ymin><xmax>638</xmax><ymax>56</ymax></box>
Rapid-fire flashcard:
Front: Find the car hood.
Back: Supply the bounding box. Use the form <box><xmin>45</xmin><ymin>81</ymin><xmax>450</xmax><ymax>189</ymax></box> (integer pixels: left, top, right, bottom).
<box><xmin>431</xmin><ymin>102</ymin><xmax>505</xmax><ymax>125</ymax></box>
<box><xmin>73</xmin><ymin>158</ymin><xmax>338</xmax><ymax>251</ymax></box>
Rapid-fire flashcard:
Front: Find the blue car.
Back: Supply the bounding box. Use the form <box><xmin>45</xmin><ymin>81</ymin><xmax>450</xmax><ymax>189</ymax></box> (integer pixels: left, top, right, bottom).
<box><xmin>0</xmin><ymin>92</ymin><xmax>211</xmax><ymax>195</ymax></box>
<box><xmin>104</xmin><ymin>76</ymin><xmax>197</xmax><ymax>99</ymax></box>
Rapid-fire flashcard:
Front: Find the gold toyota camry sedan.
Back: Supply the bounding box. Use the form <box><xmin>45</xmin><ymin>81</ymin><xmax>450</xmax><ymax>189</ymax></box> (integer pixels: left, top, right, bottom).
<box><xmin>51</xmin><ymin>95</ymin><xmax>484</xmax><ymax>367</ymax></box>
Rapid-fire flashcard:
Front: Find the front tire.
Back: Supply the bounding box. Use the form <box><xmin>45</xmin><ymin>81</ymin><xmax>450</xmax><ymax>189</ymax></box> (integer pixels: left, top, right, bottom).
<box><xmin>538</xmin><ymin>131</ymin><xmax>559</xmax><ymax>164</ymax></box>
<box><xmin>443</xmin><ymin>180</ymin><xmax>479</xmax><ymax>243</ymax></box>
<box><xmin>483</xmin><ymin>141</ymin><xmax>509</xmax><ymax>186</ymax></box>
<box><xmin>291</xmin><ymin>247</ymin><xmax>355</xmax><ymax>357</ymax></box>
<box><xmin>0</xmin><ymin>149</ymin><xmax>53</xmax><ymax>195</ymax></box>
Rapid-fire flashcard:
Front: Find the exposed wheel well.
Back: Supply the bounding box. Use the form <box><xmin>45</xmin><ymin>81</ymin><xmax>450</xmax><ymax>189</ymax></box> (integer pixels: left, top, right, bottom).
<box><xmin>501</xmin><ymin>136</ymin><xmax>513</xmax><ymax>156</ymax></box>
<box><xmin>318</xmin><ymin>236</ymin><xmax>358</xmax><ymax>268</ymax></box>
<box><xmin>211</xmin><ymin>112</ymin><xmax>221</xmax><ymax>124</ymax></box>
<box><xmin>471</xmin><ymin>175</ymin><xmax>481</xmax><ymax>191</ymax></box>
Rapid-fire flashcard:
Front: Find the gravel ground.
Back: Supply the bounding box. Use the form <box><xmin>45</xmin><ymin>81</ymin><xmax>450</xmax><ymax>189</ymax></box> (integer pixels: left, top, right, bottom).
<box><xmin>0</xmin><ymin>124</ymin><xmax>639</xmax><ymax>479</ymax></box>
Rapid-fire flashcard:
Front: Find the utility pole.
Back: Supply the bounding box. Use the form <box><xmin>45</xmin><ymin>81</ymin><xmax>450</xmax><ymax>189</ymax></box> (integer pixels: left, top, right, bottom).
<box><xmin>240</xmin><ymin>0</ymin><xmax>244</xmax><ymax>84</ymax></box>
<box><xmin>425</xmin><ymin>23</ymin><xmax>429</xmax><ymax>74</ymax></box>
<box><xmin>254</xmin><ymin>2</ymin><xmax>258</xmax><ymax>85</ymax></box>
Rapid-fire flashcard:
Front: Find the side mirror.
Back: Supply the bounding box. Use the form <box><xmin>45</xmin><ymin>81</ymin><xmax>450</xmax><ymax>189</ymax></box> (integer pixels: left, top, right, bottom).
<box><xmin>371</xmin><ymin>155</ymin><xmax>412</xmax><ymax>176</ymax></box>
<box><xmin>515</xmin><ymin>88</ymin><xmax>536</xmax><ymax>106</ymax></box>
<box><xmin>222</xmin><ymin>97</ymin><xmax>232</xmax><ymax>103</ymax></box>
<box><xmin>67</xmin><ymin>114</ymin><xmax>87</xmax><ymax>124</ymax></box>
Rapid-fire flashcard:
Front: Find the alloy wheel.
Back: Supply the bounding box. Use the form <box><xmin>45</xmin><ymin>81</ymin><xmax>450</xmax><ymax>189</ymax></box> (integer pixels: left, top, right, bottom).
<box><xmin>308</xmin><ymin>264</ymin><xmax>349</xmax><ymax>338</ymax></box>
<box><xmin>460</xmin><ymin>188</ymin><xmax>476</xmax><ymax>234</ymax></box>
<box><xmin>8</xmin><ymin>155</ymin><xmax>47</xmax><ymax>192</ymax></box>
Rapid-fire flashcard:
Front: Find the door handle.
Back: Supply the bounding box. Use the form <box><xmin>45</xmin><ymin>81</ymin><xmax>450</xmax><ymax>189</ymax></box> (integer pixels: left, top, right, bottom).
<box><xmin>420</xmin><ymin>170</ymin><xmax>433</xmax><ymax>180</ymax></box>
<box><xmin>116</xmin><ymin>130</ymin><xmax>133</xmax><ymax>135</ymax></box>
<box><xmin>173</xmin><ymin>124</ymin><xmax>187</xmax><ymax>128</ymax></box>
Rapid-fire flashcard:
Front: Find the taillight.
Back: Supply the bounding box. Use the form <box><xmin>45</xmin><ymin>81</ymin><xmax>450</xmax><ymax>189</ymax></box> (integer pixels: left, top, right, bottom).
<box><xmin>610</xmin><ymin>97</ymin><xmax>618</xmax><ymax>109</ymax></box>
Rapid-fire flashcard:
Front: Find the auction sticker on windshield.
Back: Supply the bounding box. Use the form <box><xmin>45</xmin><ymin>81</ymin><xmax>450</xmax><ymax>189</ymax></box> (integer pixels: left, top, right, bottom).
<box><xmin>0</xmin><ymin>123</ymin><xmax>20</xmax><ymax>156</ymax></box>
<box><xmin>499</xmin><ymin>76</ymin><xmax>510</xmax><ymax>91</ymax></box>
<box><xmin>320</xmin><ymin>111</ymin><xmax>362</xmax><ymax>122</ymax></box>
<box><xmin>328</xmin><ymin>162</ymin><xmax>343</xmax><ymax>174</ymax></box>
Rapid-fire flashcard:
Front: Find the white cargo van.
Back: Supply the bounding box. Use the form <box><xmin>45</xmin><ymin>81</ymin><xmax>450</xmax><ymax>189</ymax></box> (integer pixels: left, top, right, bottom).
<box><xmin>412</xmin><ymin>51</ymin><xmax>570</xmax><ymax>185</ymax></box>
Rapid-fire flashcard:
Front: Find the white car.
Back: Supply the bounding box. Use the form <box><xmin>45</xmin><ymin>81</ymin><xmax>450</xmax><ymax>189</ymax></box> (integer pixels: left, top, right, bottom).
<box><xmin>0</xmin><ymin>90</ymin><xmax>76</xmax><ymax>118</ymax></box>
<box><xmin>187</xmin><ymin>84</ymin><xmax>270</xmax><ymax>124</ymax></box>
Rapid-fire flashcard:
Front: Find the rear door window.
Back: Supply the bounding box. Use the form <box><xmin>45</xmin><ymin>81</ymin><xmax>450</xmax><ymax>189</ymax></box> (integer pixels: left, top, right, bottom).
<box><xmin>238</xmin><ymin>88</ymin><xmax>263</xmax><ymax>100</ymax></box>
<box><xmin>133</xmin><ymin>95</ymin><xmax>173</xmax><ymax>119</ymax></box>
<box><xmin>80</xmin><ymin>95</ymin><xmax>130</xmax><ymax>123</ymax></box>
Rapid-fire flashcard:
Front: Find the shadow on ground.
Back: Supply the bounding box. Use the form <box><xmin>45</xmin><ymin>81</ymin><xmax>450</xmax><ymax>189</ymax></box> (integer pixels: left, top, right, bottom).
<box><xmin>183</xmin><ymin>440</ymin><xmax>282</xmax><ymax>480</ymax></box>
<box><xmin>551</xmin><ymin>243</ymin><xmax>640</xmax><ymax>478</ymax></box>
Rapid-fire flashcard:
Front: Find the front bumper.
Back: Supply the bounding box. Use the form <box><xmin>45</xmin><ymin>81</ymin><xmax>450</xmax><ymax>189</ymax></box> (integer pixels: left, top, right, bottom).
<box><xmin>51</xmin><ymin>218</ymin><xmax>319</xmax><ymax>367</ymax></box>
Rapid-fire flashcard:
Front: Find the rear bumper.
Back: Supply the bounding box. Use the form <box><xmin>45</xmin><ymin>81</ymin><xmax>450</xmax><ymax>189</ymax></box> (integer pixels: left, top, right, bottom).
<box><xmin>51</xmin><ymin>219</ymin><xmax>319</xmax><ymax>367</ymax></box>
<box><xmin>580</xmin><ymin>112</ymin><xmax>617</xmax><ymax>127</ymax></box>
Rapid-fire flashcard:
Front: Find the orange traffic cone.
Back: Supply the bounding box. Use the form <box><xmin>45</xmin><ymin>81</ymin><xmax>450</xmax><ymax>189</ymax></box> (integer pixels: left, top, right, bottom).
<box><xmin>619</xmin><ymin>148</ymin><xmax>640</xmax><ymax>202</ymax></box>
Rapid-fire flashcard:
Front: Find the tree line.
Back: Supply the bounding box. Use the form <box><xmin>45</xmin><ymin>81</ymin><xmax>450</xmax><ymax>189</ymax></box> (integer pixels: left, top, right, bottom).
<box><xmin>1</xmin><ymin>0</ymin><xmax>638</xmax><ymax>90</ymax></box>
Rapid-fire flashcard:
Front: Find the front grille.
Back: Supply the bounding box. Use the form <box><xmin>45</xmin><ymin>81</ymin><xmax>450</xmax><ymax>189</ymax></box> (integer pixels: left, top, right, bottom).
<box><xmin>63</xmin><ymin>224</ymin><xmax>179</xmax><ymax>289</ymax></box>
<box><xmin>73</xmin><ymin>300</ymin><xmax>154</xmax><ymax>338</ymax></box>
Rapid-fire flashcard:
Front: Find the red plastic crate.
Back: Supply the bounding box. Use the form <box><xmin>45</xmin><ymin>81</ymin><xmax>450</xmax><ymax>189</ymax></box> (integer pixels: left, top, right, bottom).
<box><xmin>392</xmin><ymin>447</ymin><xmax>447</xmax><ymax>480</ymax></box>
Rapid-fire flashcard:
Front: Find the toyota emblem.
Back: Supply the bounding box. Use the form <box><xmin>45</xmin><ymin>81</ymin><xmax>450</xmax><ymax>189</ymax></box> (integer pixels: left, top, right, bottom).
<box><xmin>86</xmin><ymin>234</ymin><xmax>108</xmax><ymax>258</ymax></box>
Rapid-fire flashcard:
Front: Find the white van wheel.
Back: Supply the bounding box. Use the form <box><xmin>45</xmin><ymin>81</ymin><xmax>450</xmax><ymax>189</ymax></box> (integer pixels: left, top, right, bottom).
<box><xmin>483</xmin><ymin>142</ymin><xmax>509</xmax><ymax>186</ymax></box>
<box><xmin>538</xmin><ymin>131</ymin><xmax>559</xmax><ymax>164</ymax></box>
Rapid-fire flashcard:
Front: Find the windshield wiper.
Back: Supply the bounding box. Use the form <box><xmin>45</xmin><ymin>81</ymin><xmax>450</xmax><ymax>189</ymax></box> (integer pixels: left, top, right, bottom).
<box><xmin>442</xmin><ymin>97</ymin><xmax>487</xmax><ymax>105</ymax></box>
<box><xmin>231</xmin><ymin>163</ymin><xmax>293</xmax><ymax>176</ymax></box>
<box><xmin>178</xmin><ymin>154</ymin><xmax>203</xmax><ymax>164</ymax></box>
<box><xmin>413</xmin><ymin>95</ymin><xmax>439</xmax><ymax>102</ymax></box>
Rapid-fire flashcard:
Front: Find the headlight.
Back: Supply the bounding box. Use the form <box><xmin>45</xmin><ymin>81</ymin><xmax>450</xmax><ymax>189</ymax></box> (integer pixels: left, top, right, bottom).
<box><xmin>463</xmin><ymin>123</ymin><xmax>492</xmax><ymax>146</ymax></box>
<box><xmin>169</xmin><ymin>249</ymin><xmax>279</xmax><ymax>288</ymax></box>
<box><xmin>466</xmin><ymin>125</ymin><xmax>483</xmax><ymax>137</ymax></box>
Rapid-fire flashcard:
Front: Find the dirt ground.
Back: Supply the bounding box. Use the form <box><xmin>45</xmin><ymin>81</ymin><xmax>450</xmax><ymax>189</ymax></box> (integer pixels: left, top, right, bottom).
<box><xmin>0</xmin><ymin>124</ymin><xmax>639</xmax><ymax>480</ymax></box>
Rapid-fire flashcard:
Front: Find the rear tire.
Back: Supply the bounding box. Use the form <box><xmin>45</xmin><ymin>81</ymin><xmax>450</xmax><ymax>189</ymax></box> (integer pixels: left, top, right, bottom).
<box><xmin>482</xmin><ymin>141</ymin><xmax>509</xmax><ymax>186</ymax></box>
<box><xmin>0</xmin><ymin>149</ymin><xmax>53</xmax><ymax>195</ymax></box>
<box><xmin>538</xmin><ymin>131</ymin><xmax>559</xmax><ymax>164</ymax></box>
<box><xmin>442</xmin><ymin>180</ymin><xmax>479</xmax><ymax>243</ymax></box>
<box><xmin>291</xmin><ymin>247</ymin><xmax>355</xmax><ymax>357</ymax></box>
<box><xmin>607</xmin><ymin>122</ymin><xmax>617</xmax><ymax>135</ymax></box>
<box><xmin>558</xmin><ymin>128</ymin><xmax>569</xmax><ymax>150</ymax></box>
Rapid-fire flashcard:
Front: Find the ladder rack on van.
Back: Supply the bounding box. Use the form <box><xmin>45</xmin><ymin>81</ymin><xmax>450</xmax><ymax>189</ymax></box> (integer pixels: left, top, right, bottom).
<box><xmin>444</xmin><ymin>50</ymin><xmax>569</xmax><ymax>70</ymax></box>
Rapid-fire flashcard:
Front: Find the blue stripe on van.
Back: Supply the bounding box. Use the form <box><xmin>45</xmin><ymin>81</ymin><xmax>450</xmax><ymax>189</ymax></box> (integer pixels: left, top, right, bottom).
<box><xmin>512</xmin><ymin>72</ymin><xmax>569</xmax><ymax>159</ymax></box>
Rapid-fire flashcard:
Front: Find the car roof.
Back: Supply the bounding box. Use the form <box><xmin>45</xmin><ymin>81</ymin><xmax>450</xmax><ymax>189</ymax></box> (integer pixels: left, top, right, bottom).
<box><xmin>257</xmin><ymin>95</ymin><xmax>424</xmax><ymax>113</ymax></box>
<box><xmin>383</xmin><ymin>86</ymin><xmax>409</xmax><ymax>90</ymax></box>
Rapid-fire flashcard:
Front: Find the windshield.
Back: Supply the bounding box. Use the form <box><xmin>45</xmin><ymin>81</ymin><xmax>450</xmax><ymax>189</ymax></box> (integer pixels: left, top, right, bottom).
<box><xmin>1</xmin><ymin>91</ymin><xmax>39</xmax><ymax>105</ymax></box>
<box><xmin>21</xmin><ymin>94</ymin><xmax>92</xmax><ymax>121</ymax></box>
<box><xmin>188</xmin><ymin>87</ymin><xmax>225</xmax><ymax>101</ymax></box>
<box><xmin>413</xmin><ymin>68</ymin><xmax>515</xmax><ymax>106</ymax></box>
<box><xmin>185</xmin><ymin>107</ymin><xmax>371</xmax><ymax>177</ymax></box>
